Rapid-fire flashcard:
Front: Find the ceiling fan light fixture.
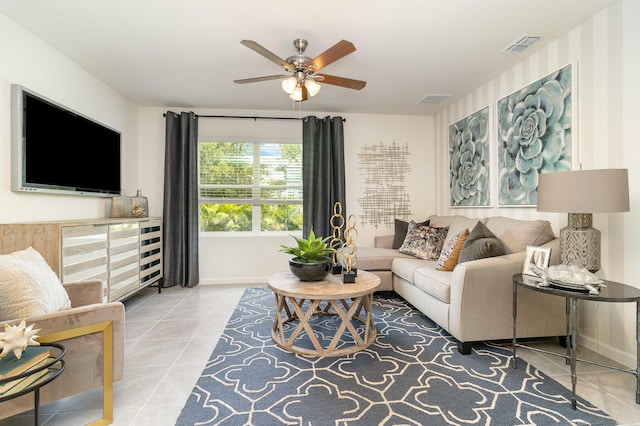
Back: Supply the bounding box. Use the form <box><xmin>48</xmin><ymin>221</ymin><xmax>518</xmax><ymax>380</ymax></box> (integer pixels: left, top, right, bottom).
<box><xmin>236</xmin><ymin>38</ymin><xmax>366</xmax><ymax>101</ymax></box>
<box><xmin>281</xmin><ymin>77</ymin><xmax>297</xmax><ymax>94</ymax></box>
<box><xmin>289</xmin><ymin>86</ymin><xmax>304</xmax><ymax>101</ymax></box>
<box><xmin>305</xmin><ymin>79</ymin><xmax>321</xmax><ymax>96</ymax></box>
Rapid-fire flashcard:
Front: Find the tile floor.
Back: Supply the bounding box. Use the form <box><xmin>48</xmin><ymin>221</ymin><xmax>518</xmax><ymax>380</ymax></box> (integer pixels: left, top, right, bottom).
<box><xmin>2</xmin><ymin>284</ymin><xmax>639</xmax><ymax>425</ymax></box>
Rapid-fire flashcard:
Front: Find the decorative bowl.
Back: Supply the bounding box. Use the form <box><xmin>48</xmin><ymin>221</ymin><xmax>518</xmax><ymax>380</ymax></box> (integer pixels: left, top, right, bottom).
<box><xmin>289</xmin><ymin>259</ymin><xmax>331</xmax><ymax>281</ymax></box>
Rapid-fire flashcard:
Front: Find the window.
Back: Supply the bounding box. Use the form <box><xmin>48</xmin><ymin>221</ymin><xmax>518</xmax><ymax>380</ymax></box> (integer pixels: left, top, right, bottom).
<box><xmin>199</xmin><ymin>141</ymin><xmax>303</xmax><ymax>232</ymax></box>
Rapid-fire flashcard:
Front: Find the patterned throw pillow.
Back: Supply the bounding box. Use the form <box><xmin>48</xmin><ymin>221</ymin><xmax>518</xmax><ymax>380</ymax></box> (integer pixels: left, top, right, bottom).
<box><xmin>398</xmin><ymin>221</ymin><xmax>449</xmax><ymax>260</ymax></box>
<box><xmin>435</xmin><ymin>228</ymin><xmax>470</xmax><ymax>271</ymax></box>
<box><xmin>392</xmin><ymin>218</ymin><xmax>430</xmax><ymax>249</ymax></box>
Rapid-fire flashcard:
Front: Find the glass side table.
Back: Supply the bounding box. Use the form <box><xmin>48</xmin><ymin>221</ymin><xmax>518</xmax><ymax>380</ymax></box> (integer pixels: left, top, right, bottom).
<box><xmin>0</xmin><ymin>342</ymin><xmax>65</xmax><ymax>426</ymax></box>
<box><xmin>512</xmin><ymin>273</ymin><xmax>640</xmax><ymax>409</ymax></box>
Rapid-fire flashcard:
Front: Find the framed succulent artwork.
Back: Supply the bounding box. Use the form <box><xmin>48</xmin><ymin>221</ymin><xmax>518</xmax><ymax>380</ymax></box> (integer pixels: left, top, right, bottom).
<box><xmin>497</xmin><ymin>64</ymin><xmax>573</xmax><ymax>206</ymax></box>
<box><xmin>449</xmin><ymin>106</ymin><xmax>490</xmax><ymax>207</ymax></box>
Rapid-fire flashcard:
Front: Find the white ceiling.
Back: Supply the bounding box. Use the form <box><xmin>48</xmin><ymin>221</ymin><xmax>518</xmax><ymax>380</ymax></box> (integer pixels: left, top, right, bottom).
<box><xmin>0</xmin><ymin>0</ymin><xmax>617</xmax><ymax>115</ymax></box>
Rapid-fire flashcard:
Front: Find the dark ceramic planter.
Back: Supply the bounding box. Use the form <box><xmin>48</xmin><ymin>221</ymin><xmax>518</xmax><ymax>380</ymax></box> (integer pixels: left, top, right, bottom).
<box><xmin>289</xmin><ymin>258</ymin><xmax>331</xmax><ymax>281</ymax></box>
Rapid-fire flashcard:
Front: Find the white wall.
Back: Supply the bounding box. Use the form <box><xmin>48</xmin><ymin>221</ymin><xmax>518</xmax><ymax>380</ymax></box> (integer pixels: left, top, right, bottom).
<box><xmin>137</xmin><ymin>107</ymin><xmax>433</xmax><ymax>284</ymax></box>
<box><xmin>0</xmin><ymin>13</ymin><xmax>139</xmax><ymax>223</ymax></box>
<box><xmin>434</xmin><ymin>0</ymin><xmax>640</xmax><ymax>367</ymax></box>
<box><xmin>343</xmin><ymin>113</ymin><xmax>435</xmax><ymax>246</ymax></box>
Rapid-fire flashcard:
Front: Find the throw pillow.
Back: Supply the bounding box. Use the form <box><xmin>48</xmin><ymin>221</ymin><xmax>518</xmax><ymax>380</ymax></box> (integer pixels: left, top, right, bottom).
<box><xmin>435</xmin><ymin>228</ymin><xmax>469</xmax><ymax>271</ymax></box>
<box><xmin>458</xmin><ymin>221</ymin><xmax>506</xmax><ymax>263</ymax></box>
<box><xmin>0</xmin><ymin>247</ymin><xmax>71</xmax><ymax>321</ymax></box>
<box><xmin>398</xmin><ymin>222</ymin><xmax>449</xmax><ymax>260</ymax></box>
<box><xmin>392</xmin><ymin>218</ymin><xmax>429</xmax><ymax>249</ymax></box>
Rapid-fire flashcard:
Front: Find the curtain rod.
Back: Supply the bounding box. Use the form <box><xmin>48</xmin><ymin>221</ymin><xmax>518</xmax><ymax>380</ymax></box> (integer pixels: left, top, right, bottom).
<box><xmin>198</xmin><ymin>114</ymin><xmax>301</xmax><ymax>121</ymax></box>
<box><xmin>162</xmin><ymin>113</ymin><xmax>345</xmax><ymax>122</ymax></box>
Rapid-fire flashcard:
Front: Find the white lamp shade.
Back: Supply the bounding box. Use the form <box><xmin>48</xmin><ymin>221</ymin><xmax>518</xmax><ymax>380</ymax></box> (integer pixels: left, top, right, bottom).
<box><xmin>289</xmin><ymin>86</ymin><xmax>304</xmax><ymax>101</ymax></box>
<box><xmin>281</xmin><ymin>77</ymin><xmax>297</xmax><ymax>94</ymax></box>
<box><xmin>537</xmin><ymin>168</ymin><xmax>630</xmax><ymax>213</ymax></box>
<box><xmin>305</xmin><ymin>80</ymin><xmax>321</xmax><ymax>96</ymax></box>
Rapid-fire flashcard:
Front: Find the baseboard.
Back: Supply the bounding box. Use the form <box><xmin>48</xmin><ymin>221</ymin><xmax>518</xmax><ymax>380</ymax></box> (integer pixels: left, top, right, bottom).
<box><xmin>578</xmin><ymin>334</ymin><xmax>636</xmax><ymax>370</ymax></box>
<box><xmin>198</xmin><ymin>277</ymin><xmax>268</xmax><ymax>286</ymax></box>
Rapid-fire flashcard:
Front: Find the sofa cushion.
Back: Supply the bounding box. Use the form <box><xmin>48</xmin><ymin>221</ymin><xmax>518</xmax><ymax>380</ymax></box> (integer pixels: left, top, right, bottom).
<box><xmin>392</xmin><ymin>257</ymin><xmax>437</xmax><ymax>284</ymax></box>
<box><xmin>428</xmin><ymin>215</ymin><xmax>487</xmax><ymax>248</ymax></box>
<box><xmin>392</xmin><ymin>218</ymin><xmax>429</xmax><ymax>249</ymax></box>
<box><xmin>426</xmin><ymin>215</ymin><xmax>457</xmax><ymax>228</ymax></box>
<box><xmin>485</xmin><ymin>216</ymin><xmax>555</xmax><ymax>253</ymax></box>
<box><xmin>392</xmin><ymin>257</ymin><xmax>453</xmax><ymax>303</ymax></box>
<box><xmin>398</xmin><ymin>222</ymin><xmax>449</xmax><ymax>260</ymax></box>
<box><xmin>444</xmin><ymin>216</ymin><xmax>483</xmax><ymax>242</ymax></box>
<box><xmin>0</xmin><ymin>247</ymin><xmax>72</xmax><ymax>321</ymax></box>
<box><xmin>414</xmin><ymin>267</ymin><xmax>453</xmax><ymax>303</ymax></box>
<box><xmin>458</xmin><ymin>221</ymin><xmax>506</xmax><ymax>263</ymax></box>
<box><xmin>436</xmin><ymin>229</ymin><xmax>469</xmax><ymax>271</ymax></box>
<box><xmin>355</xmin><ymin>246</ymin><xmax>413</xmax><ymax>271</ymax></box>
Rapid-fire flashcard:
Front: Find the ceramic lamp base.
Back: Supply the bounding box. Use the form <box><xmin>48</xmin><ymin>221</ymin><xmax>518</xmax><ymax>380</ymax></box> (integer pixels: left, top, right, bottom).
<box><xmin>560</xmin><ymin>213</ymin><xmax>601</xmax><ymax>273</ymax></box>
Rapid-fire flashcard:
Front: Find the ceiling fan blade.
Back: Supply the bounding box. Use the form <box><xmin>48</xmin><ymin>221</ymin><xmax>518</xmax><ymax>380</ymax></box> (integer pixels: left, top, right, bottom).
<box><xmin>316</xmin><ymin>74</ymin><xmax>367</xmax><ymax>90</ymax></box>
<box><xmin>306</xmin><ymin>40</ymin><xmax>356</xmax><ymax>72</ymax></box>
<box><xmin>240</xmin><ymin>40</ymin><xmax>293</xmax><ymax>71</ymax></box>
<box><xmin>234</xmin><ymin>75</ymin><xmax>289</xmax><ymax>84</ymax></box>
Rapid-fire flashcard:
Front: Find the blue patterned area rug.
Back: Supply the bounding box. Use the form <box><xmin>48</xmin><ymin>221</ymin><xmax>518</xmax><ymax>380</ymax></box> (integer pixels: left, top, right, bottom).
<box><xmin>177</xmin><ymin>288</ymin><xmax>615</xmax><ymax>426</ymax></box>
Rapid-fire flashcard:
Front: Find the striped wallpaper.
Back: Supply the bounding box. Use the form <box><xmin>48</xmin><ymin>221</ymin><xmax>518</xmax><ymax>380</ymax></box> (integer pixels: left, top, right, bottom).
<box><xmin>434</xmin><ymin>0</ymin><xmax>640</xmax><ymax>367</ymax></box>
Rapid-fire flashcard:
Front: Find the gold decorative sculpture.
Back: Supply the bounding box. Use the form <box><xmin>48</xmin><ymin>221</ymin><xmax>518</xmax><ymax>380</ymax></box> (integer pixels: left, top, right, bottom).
<box><xmin>330</xmin><ymin>202</ymin><xmax>345</xmax><ymax>274</ymax></box>
<box><xmin>342</xmin><ymin>214</ymin><xmax>358</xmax><ymax>283</ymax></box>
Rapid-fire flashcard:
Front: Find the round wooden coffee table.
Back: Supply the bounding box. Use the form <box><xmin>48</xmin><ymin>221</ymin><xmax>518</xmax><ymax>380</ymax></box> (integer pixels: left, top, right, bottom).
<box><xmin>268</xmin><ymin>270</ymin><xmax>381</xmax><ymax>357</ymax></box>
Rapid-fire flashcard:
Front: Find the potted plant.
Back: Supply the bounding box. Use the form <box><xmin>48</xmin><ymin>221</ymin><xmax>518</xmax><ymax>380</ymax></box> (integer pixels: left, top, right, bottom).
<box><xmin>279</xmin><ymin>229</ymin><xmax>337</xmax><ymax>281</ymax></box>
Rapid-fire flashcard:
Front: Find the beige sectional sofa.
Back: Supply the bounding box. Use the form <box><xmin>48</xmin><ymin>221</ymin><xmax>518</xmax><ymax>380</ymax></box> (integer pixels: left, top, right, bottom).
<box><xmin>356</xmin><ymin>214</ymin><xmax>566</xmax><ymax>354</ymax></box>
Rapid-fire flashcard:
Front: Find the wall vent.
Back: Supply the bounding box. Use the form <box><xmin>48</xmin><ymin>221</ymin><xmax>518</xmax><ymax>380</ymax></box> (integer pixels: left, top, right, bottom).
<box><xmin>418</xmin><ymin>94</ymin><xmax>453</xmax><ymax>105</ymax></box>
<box><xmin>502</xmin><ymin>34</ymin><xmax>542</xmax><ymax>53</ymax></box>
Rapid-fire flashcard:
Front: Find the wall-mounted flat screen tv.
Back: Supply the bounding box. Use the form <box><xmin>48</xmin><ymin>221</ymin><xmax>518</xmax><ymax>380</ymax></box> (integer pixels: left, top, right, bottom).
<box><xmin>11</xmin><ymin>84</ymin><xmax>121</xmax><ymax>197</ymax></box>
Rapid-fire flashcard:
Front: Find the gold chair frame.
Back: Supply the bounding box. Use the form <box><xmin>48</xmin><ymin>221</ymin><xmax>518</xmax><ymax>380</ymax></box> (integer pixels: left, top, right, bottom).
<box><xmin>39</xmin><ymin>321</ymin><xmax>114</xmax><ymax>426</ymax></box>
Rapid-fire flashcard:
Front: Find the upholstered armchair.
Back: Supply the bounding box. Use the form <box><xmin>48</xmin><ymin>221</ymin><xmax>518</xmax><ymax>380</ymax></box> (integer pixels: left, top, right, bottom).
<box><xmin>0</xmin><ymin>279</ymin><xmax>125</xmax><ymax>423</ymax></box>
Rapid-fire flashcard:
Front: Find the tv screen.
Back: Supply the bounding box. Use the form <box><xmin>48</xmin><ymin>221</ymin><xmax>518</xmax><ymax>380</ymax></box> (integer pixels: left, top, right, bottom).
<box><xmin>11</xmin><ymin>84</ymin><xmax>121</xmax><ymax>197</ymax></box>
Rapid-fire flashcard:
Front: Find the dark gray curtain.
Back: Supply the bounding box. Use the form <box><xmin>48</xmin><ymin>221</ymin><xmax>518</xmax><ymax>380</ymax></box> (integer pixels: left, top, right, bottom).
<box><xmin>161</xmin><ymin>111</ymin><xmax>199</xmax><ymax>288</ymax></box>
<box><xmin>302</xmin><ymin>116</ymin><xmax>346</xmax><ymax>239</ymax></box>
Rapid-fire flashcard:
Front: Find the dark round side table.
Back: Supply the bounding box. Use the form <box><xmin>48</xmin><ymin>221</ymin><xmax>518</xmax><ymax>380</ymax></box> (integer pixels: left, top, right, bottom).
<box><xmin>511</xmin><ymin>273</ymin><xmax>640</xmax><ymax>409</ymax></box>
<box><xmin>0</xmin><ymin>342</ymin><xmax>65</xmax><ymax>426</ymax></box>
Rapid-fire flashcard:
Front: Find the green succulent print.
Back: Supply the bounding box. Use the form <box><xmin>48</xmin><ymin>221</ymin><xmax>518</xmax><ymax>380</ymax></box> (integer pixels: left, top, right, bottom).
<box><xmin>497</xmin><ymin>64</ymin><xmax>572</xmax><ymax>206</ymax></box>
<box><xmin>449</xmin><ymin>106</ymin><xmax>490</xmax><ymax>207</ymax></box>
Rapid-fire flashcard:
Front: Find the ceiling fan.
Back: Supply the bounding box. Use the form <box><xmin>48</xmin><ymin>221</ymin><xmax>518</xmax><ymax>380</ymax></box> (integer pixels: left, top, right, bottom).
<box><xmin>234</xmin><ymin>38</ymin><xmax>366</xmax><ymax>102</ymax></box>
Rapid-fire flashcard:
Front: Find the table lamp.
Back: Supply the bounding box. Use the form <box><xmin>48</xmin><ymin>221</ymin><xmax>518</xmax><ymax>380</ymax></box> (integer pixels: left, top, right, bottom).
<box><xmin>537</xmin><ymin>168</ymin><xmax>629</xmax><ymax>272</ymax></box>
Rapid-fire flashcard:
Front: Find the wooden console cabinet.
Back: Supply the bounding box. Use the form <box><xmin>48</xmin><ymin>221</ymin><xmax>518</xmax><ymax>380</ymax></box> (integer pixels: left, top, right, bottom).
<box><xmin>0</xmin><ymin>218</ymin><xmax>163</xmax><ymax>302</ymax></box>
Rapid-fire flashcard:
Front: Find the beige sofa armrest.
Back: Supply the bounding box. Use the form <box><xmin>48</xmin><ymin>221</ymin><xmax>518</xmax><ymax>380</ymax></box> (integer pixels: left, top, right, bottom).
<box><xmin>374</xmin><ymin>234</ymin><xmax>394</xmax><ymax>249</ymax></box>
<box><xmin>448</xmin><ymin>238</ymin><xmax>563</xmax><ymax>342</ymax></box>
<box><xmin>449</xmin><ymin>252</ymin><xmax>528</xmax><ymax>341</ymax></box>
<box><xmin>546</xmin><ymin>238</ymin><xmax>561</xmax><ymax>265</ymax></box>
<box><xmin>63</xmin><ymin>279</ymin><xmax>103</xmax><ymax>307</ymax></box>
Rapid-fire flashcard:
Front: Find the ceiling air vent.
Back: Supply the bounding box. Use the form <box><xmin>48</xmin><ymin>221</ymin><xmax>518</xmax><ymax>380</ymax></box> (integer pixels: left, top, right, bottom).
<box><xmin>418</xmin><ymin>94</ymin><xmax>453</xmax><ymax>105</ymax></box>
<box><xmin>502</xmin><ymin>34</ymin><xmax>542</xmax><ymax>53</ymax></box>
